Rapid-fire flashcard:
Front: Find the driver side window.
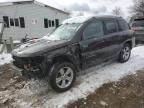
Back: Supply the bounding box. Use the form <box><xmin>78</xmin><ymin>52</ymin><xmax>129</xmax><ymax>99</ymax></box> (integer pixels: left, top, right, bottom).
<box><xmin>83</xmin><ymin>20</ymin><xmax>104</xmax><ymax>40</ymax></box>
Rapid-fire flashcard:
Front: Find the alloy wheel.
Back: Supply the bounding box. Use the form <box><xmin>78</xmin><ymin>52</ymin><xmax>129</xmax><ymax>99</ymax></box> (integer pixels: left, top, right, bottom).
<box><xmin>56</xmin><ymin>67</ymin><xmax>74</xmax><ymax>89</ymax></box>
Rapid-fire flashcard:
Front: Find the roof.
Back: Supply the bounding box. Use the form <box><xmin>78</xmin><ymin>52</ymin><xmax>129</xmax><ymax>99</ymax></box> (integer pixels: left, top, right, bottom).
<box><xmin>62</xmin><ymin>16</ymin><xmax>92</xmax><ymax>24</ymax></box>
<box><xmin>0</xmin><ymin>0</ymin><xmax>69</xmax><ymax>15</ymax></box>
<box><xmin>62</xmin><ymin>15</ymin><xmax>121</xmax><ymax>24</ymax></box>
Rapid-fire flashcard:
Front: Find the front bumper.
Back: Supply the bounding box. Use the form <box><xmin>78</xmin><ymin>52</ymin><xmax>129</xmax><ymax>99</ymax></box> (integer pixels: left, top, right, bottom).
<box><xmin>12</xmin><ymin>55</ymin><xmax>46</xmax><ymax>77</ymax></box>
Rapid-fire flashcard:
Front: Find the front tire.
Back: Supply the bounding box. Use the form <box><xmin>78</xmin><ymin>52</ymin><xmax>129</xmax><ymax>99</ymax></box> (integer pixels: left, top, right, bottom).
<box><xmin>48</xmin><ymin>62</ymin><xmax>76</xmax><ymax>92</ymax></box>
<box><xmin>118</xmin><ymin>44</ymin><xmax>131</xmax><ymax>63</ymax></box>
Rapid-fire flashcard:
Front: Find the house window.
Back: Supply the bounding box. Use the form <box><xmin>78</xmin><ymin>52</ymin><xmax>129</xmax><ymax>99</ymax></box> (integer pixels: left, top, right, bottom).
<box><xmin>49</xmin><ymin>20</ymin><xmax>51</xmax><ymax>27</ymax></box>
<box><xmin>10</xmin><ymin>18</ymin><xmax>14</xmax><ymax>26</ymax></box>
<box><xmin>19</xmin><ymin>17</ymin><xmax>25</xmax><ymax>28</ymax></box>
<box><xmin>14</xmin><ymin>18</ymin><xmax>19</xmax><ymax>27</ymax></box>
<box><xmin>44</xmin><ymin>18</ymin><xmax>48</xmax><ymax>28</ymax></box>
<box><xmin>55</xmin><ymin>19</ymin><xmax>59</xmax><ymax>28</ymax></box>
<box><xmin>3</xmin><ymin>16</ymin><xmax>9</xmax><ymax>28</ymax></box>
<box><xmin>52</xmin><ymin>20</ymin><xmax>55</xmax><ymax>27</ymax></box>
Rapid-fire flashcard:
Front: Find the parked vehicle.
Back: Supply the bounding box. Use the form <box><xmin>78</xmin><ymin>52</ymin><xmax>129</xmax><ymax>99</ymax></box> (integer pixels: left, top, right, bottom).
<box><xmin>130</xmin><ymin>16</ymin><xmax>144</xmax><ymax>44</ymax></box>
<box><xmin>12</xmin><ymin>15</ymin><xmax>135</xmax><ymax>92</ymax></box>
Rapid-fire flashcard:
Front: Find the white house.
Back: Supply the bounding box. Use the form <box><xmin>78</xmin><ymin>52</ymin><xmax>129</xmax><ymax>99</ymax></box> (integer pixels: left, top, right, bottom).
<box><xmin>0</xmin><ymin>0</ymin><xmax>69</xmax><ymax>41</ymax></box>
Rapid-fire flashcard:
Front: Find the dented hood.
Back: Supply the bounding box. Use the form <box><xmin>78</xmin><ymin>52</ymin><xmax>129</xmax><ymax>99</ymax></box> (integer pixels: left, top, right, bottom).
<box><xmin>12</xmin><ymin>37</ymin><xmax>68</xmax><ymax>57</ymax></box>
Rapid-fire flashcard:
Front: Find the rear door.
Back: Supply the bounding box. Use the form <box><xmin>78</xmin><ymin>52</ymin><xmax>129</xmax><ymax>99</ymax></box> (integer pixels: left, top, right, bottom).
<box><xmin>117</xmin><ymin>19</ymin><xmax>132</xmax><ymax>45</ymax></box>
<box><xmin>103</xmin><ymin>19</ymin><xmax>121</xmax><ymax>58</ymax></box>
<box><xmin>79</xmin><ymin>20</ymin><xmax>107</xmax><ymax>68</ymax></box>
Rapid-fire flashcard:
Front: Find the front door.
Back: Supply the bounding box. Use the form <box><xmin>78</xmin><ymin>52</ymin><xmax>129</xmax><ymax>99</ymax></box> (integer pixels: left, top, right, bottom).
<box><xmin>79</xmin><ymin>20</ymin><xmax>107</xmax><ymax>69</ymax></box>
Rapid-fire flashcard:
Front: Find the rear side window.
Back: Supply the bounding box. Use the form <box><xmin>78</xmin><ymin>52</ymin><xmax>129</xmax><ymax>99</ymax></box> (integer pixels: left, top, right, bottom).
<box><xmin>118</xmin><ymin>20</ymin><xmax>129</xmax><ymax>31</ymax></box>
<box><xmin>104</xmin><ymin>20</ymin><xmax>117</xmax><ymax>34</ymax></box>
<box><xmin>83</xmin><ymin>20</ymin><xmax>104</xmax><ymax>40</ymax></box>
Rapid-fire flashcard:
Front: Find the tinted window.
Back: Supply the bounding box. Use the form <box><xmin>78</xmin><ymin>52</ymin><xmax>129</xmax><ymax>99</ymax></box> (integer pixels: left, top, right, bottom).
<box><xmin>10</xmin><ymin>18</ymin><xmax>14</xmax><ymax>26</ymax></box>
<box><xmin>19</xmin><ymin>17</ymin><xmax>25</xmax><ymax>28</ymax></box>
<box><xmin>14</xmin><ymin>18</ymin><xmax>19</xmax><ymax>27</ymax></box>
<box><xmin>83</xmin><ymin>21</ymin><xmax>104</xmax><ymax>40</ymax></box>
<box><xmin>105</xmin><ymin>20</ymin><xmax>117</xmax><ymax>34</ymax></box>
<box><xmin>3</xmin><ymin>16</ymin><xmax>9</xmax><ymax>28</ymax></box>
<box><xmin>134</xmin><ymin>18</ymin><xmax>144</xmax><ymax>21</ymax></box>
<box><xmin>118</xmin><ymin>20</ymin><xmax>129</xmax><ymax>31</ymax></box>
<box><xmin>44</xmin><ymin>18</ymin><xmax>48</xmax><ymax>28</ymax></box>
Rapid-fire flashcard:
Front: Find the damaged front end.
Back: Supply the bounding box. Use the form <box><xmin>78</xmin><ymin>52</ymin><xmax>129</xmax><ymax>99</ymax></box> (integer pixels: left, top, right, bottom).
<box><xmin>12</xmin><ymin>56</ymin><xmax>47</xmax><ymax>78</ymax></box>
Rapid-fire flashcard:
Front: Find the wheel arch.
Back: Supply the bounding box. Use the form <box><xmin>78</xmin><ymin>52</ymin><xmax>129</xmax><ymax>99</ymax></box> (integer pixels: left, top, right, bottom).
<box><xmin>123</xmin><ymin>40</ymin><xmax>133</xmax><ymax>49</ymax></box>
<box><xmin>52</xmin><ymin>55</ymin><xmax>80</xmax><ymax>72</ymax></box>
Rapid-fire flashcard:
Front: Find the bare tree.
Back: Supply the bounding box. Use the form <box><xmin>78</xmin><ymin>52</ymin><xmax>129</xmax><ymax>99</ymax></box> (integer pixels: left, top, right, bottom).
<box><xmin>132</xmin><ymin>0</ymin><xmax>144</xmax><ymax>15</ymax></box>
<box><xmin>112</xmin><ymin>7</ymin><xmax>123</xmax><ymax>16</ymax></box>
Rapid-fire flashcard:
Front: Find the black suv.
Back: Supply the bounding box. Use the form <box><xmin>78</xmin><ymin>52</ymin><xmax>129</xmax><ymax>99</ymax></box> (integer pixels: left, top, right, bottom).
<box><xmin>12</xmin><ymin>15</ymin><xmax>135</xmax><ymax>92</ymax></box>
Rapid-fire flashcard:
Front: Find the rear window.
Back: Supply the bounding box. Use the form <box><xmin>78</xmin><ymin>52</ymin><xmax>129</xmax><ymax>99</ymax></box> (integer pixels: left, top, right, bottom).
<box><xmin>118</xmin><ymin>20</ymin><xmax>129</xmax><ymax>31</ymax></box>
<box><xmin>132</xmin><ymin>21</ymin><xmax>144</xmax><ymax>27</ymax></box>
<box><xmin>134</xmin><ymin>18</ymin><xmax>144</xmax><ymax>21</ymax></box>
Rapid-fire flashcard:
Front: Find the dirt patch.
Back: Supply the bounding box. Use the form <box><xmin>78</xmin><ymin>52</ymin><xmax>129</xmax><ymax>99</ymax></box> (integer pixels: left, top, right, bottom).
<box><xmin>67</xmin><ymin>69</ymin><xmax>144</xmax><ymax>108</ymax></box>
<box><xmin>0</xmin><ymin>64</ymin><xmax>26</xmax><ymax>108</ymax></box>
<box><xmin>0</xmin><ymin>64</ymin><xmax>25</xmax><ymax>91</ymax></box>
<box><xmin>0</xmin><ymin>64</ymin><xmax>50</xmax><ymax>108</ymax></box>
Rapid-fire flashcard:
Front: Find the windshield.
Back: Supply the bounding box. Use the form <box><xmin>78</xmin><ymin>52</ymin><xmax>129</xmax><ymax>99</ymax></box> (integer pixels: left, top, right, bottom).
<box><xmin>46</xmin><ymin>23</ymin><xmax>81</xmax><ymax>41</ymax></box>
<box><xmin>132</xmin><ymin>21</ymin><xmax>144</xmax><ymax>27</ymax></box>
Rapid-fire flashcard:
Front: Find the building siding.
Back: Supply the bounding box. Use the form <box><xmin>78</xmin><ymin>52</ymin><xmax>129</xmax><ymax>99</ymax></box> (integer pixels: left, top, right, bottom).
<box><xmin>0</xmin><ymin>3</ymin><xmax>68</xmax><ymax>40</ymax></box>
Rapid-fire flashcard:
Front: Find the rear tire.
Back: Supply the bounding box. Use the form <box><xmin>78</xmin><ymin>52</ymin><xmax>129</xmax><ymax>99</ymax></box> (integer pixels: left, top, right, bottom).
<box><xmin>48</xmin><ymin>62</ymin><xmax>76</xmax><ymax>92</ymax></box>
<box><xmin>118</xmin><ymin>44</ymin><xmax>131</xmax><ymax>63</ymax></box>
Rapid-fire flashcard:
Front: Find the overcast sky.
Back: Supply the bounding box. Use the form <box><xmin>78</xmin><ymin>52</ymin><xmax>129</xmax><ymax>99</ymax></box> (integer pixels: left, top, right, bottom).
<box><xmin>0</xmin><ymin>0</ymin><xmax>134</xmax><ymax>19</ymax></box>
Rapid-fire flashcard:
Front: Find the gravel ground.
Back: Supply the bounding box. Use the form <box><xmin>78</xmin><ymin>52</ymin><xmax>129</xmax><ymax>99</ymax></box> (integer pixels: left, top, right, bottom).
<box><xmin>67</xmin><ymin>69</ymin><xmax>144</xmax><ymax>108</ymax></box>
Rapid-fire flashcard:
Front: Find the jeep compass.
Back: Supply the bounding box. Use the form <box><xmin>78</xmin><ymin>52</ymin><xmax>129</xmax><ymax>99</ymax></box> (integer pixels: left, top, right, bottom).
<box><xmin>12</xmin><ymin>15</ymin><xmax>135</xmax><ymax>92</ymax></box>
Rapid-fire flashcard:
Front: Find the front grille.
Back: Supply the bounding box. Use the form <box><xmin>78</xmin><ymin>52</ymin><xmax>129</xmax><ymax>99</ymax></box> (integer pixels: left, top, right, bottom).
<box><xmin>12</xmin><ymin>56</ymin><xmax>44</xmax><ymax>69</ymax></box>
